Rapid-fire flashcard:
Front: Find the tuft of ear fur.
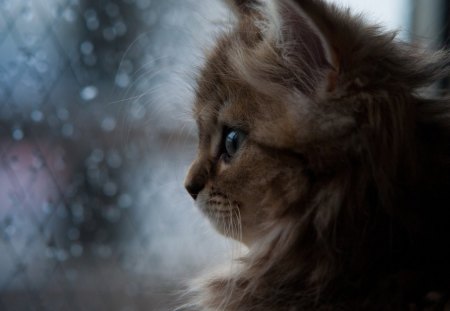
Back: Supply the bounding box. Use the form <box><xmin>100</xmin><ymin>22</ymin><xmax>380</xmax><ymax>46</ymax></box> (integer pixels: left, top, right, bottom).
<box><xmin>226</xmin><ymin>0</ymin><xmax>339</xmax><ymax>97</ymax></box>
<box><xmin>224</xmin><ymin>0</ymin><xmax>261</xmax><ymax>16</ymax></box>
<box><xmin>267</xmin><ymin>0</ymin><xmax>339</xmax><ymax>94</ymax></box>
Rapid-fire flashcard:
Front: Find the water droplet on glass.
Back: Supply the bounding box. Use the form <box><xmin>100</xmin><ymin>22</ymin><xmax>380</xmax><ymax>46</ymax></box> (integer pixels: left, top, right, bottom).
<box><xmin>83</xmin><ymin>54</ymin><xmax>97</xmax><ymax>66</ymax></box>
<box><xmin>57</xmin><ymin>205</ymin><xmax>68</xmax><ymax>219</ymax></box>
<box><xmin>63</xmin><ymin>8</ymin><xmax>77</xmax><ymax>23</ymax></box>
<box><xmin>80</xmin><ymin>41</ymin><xmax>94</xmax><ymax>55</ymax></box>
<box><xmin>35</xmin><ymin>60</ymin><xmax>49</xmax><ymax>74</ymax></box>
<box><xmin>115</xmin><ymin>72</ymin><xmax>130</xmax><ymax>88</ymax></box>
<box><xmin>70</xmin><ymin>244</ymin><xmax>83</xmax><ymax>257</ymax></box>
<box><xmin>105</xmin><ymin>3</ymin><xmax>119</xmax><ymax>17</ymax></box>
<box><xmin>31</xmin><ymin>110</ymin><xmax>44</xmax><ymax>122</ymax></box>
<box><xmin>42</xmin><ymin>201</ymin><xmax>53</xmax><ymax>214</ymax></box>
<box><xmin>4</xmin><ymin>222</ymin><xmax>16</xmax><ymax>238</ymax></box>
<box><xmin>67</xmin><ymin>227</ymin><xmax>80</xmax><ymax>241</ymax></box>
<box><xmin>107</xmin><ymin>151</ymin><xmax>122</xmax><ymax>168</ymax></box>
<box><xmin>120</xmin><ymin>59</ymin><xmax>134</xmax><ymax>74</ymax></box>
<box><xmin>57</xmin><ymin>108</ymin><xmax>69</xmax><ymax>121</ymax></box>
<box><xmin>105</xmin><ymin>207</ymin><xmax>121</xmax><ymax>223</ymax></box>
<box><xmin>32</xmin><ymin>154</ymin><xmax>44</xmax><ymax>169</ymax></box>
<box><xmin>71</xmin><ymin>203</ymin><xmax>84</xmax><ymax>221</ymax></box>
<box><xmin>129</xmin><ymin>102</ymin><xmax>145</xmax><ymax>120</ymax></box>
<box><xmin>114</xmin><ymin>21</ymin><xmax>127</xmax><ymax>36</ymax></box>
<box><xmin>12</xmin><ymin>127</ymin><xmax>24</xmax><ymax>141</ymax></box>
<box><xmin>84</xmin><ymin>9</ymin><xmax>99</xmax><ymax>30</ymax></box>
<box><xmin>84</xmin><ymin>9</ymin><xmax>96</xmax><ymax>19</ymax></box>
<box><xmin>90</xmin><ymin>148</ymin><xmax>104</xmax><ymax>163</ymax></box>
<box><xmin>118</xmin><ymin>193</ymin><xmax>132</xmax><ymax>209</ymax></box>
<box><xmin>136</xmin><ymin>0</ymin><xmax>151</xmax><ymax>10</ymax></box>
<box><xmin>56</xmin><ymin>249</ymin><xmax>68</xmax><ymax>262</ymax></box>
<box><xmin>103</xmin><ymin>181</ymin><xmax>118</xmax><ymax>197</ymax></box>
<box><xmin>144</xmin><ymin>11</ymin><xmax>157</xmax><ymax>26</ymax></box>
<box><xmin>103</xmin><ymin>27</ymin><xmax>116</xmax><ymax>41</ymax></box>
<box><xmin>22</xmin><ymin>33</ymin><xmax>38</xmax><ymax>47</ymax></box>
<box><xmin>21</xmin><ymin>5</ymin><xmax>33</xmax><ymax>21</ymax></box>
<box><xmin>86</xmin><ymin>18</ymin><xmax>99</xmax><ymax>30</ymax></box>
<box><xmin>80</xmin><ymin>85</ymin><xmax>98</xmax><ymax>101</ymax></box>
<box><xmin>62</xmin><ymin>123</ymin><xmax>74</xmax><ymax>137</ymax></box>
<box><xmin>87</xmin><ymin>167</ymin><xmax>101</xmax><ymax>183</ymax></box>
<box><xmin>46</xmin><ymin>247</ymin><xmax>55</xmax><ymax>259</ymax></box>
<box><xmin>101</xmin><ymin>116</ymin><xmax>116</xmax><ymax>132</ymax></box>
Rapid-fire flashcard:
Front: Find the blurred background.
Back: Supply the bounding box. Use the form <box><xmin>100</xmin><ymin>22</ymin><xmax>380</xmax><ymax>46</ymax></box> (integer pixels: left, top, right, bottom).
<box><xmin>0</xmin><ymin>0</ymin><xmax>448</xmax><ymax>310</ymax></box>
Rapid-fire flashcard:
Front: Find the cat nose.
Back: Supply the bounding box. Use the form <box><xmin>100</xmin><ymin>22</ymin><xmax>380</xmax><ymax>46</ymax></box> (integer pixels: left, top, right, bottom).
<box><xmin>185</xmin><ymin>179</ymin><xmax>204</xmax><ymax>200</ymax></box>
<box><xmin>184</xmin><ymin>162</ymin><xmax>208</xmax><ymax>200</ymax></box>
<box><xmin>185</xmin><ymin>158</ymin><xmax>211</xmax><ymax>200</ymax></box>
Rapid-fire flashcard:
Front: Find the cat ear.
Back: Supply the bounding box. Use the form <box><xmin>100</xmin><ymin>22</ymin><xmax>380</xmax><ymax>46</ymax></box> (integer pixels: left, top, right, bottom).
<box><xmin>270</xmin><ymin>0</ymin><xmax>339</xmax><ymax>94</ymax></box>
<box><xmin>225</xmin><ymin>0</ymin><xmax>260</xmax><ymax>16</ymax></box>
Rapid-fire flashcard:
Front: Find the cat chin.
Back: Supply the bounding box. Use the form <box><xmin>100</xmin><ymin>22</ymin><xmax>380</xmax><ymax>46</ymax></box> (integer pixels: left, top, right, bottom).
<box><xmin>196</xmin><ymin>195</ymin><xmax>243</xmax><ymax>240</ymax></box>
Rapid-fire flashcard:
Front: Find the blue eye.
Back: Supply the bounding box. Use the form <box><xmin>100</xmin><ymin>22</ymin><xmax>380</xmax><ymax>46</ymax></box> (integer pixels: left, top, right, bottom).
<box><xmin>224</xmin><ymin>129</ymin><xmax>246</xmax><ymax>159</ymax></box>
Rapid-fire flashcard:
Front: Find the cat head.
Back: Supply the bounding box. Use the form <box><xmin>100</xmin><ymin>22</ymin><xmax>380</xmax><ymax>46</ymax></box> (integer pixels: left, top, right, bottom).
<box><xmin>184</xmin><ymin>0</ymin><xmax>446</xmax><ymax>247</ymax></box>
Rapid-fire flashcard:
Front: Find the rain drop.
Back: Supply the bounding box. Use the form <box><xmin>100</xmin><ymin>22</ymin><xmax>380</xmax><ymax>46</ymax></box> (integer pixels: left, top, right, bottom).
<box><xmin>107</xmin><ymin>151</ymin><xmax>122</xmax><ymax>168</ymax></box>
<box><xmin>90</xmin><ymin>148</ymin><xmax>104</xmax><ymax>163</ymax></box>
<box><xmin>21</xmin><ymin>4</ymin><xmax>33</xmax><ymax>21</ymax></box>
<box><xmin>115</xmin><ymin>72</ymin><xmax>130</xmax><ymax>88</ymax></box>
<box><xmin>67</xmin><ymin>227</ymin><xmax>80</xmax><ymax>241</ymax></box>
<box><xmin>118</xmin><ymin>193</ymin><xmax>132</xmax><ymax>209</ymax></box>
<box><xmin>42</xmin><ymin>202</ymin><xmax>53</xmax><ymax>214</ymax></box>
<box><xmin>103</xmin><ymin>181</ymin><xmax>118</xmax><ymax>197</ymax></box>
<box><xmin>80</xmin><ymin>41</ymin><xmax>94</xmax><ymax>55</ymax></box>
<box><xmin>57</xmin><ymin>108</ymin><xmax>69</xmax><ymax>120</ymax></box>
<box><xmin>103</xmin><ymin>27</ymin><xmax>116</xmax><ymax>41</ymax></box>
<box><xmin>31</xmin><ymin>110</ymin><xmax>44</xmax><ymax>122</ymax></box>
<box><xmin>101</xmin><ymin>116</ymin><xmax>116</xmax><ymax>132</ymax></box>
<box><xmin>62</xmin><ymin>123</ymin><xmax>74</xmax><ymax>137</ymax></box>
<box><xmin>56</xmin><ymin>249</ymin><xmax>69</xmax><ymax>262</ymax></box>
<box><xmin>80</xmin><ymin>85</ymin><xmax>98</xmax><ymax>101</ymax></box>
<box><xmin>32</xmin><ymin>154</ymin><xmax>44</xmax><ymax>169</ymax></box>
<box><xmin>84</xmin><ymin>9</ymin><xmax>99</xmax><ymax>30</ymax></box>
<box><xmin>136</xmin><ymin>0</ymin><xmax>151</xmax><ymax>10</ymax></box>
<box><xmin>83</xmin><ymin>54</ymin><xmax>97</xmax><ymax>66</ymax></box>
<box><xmin>63</xmin><ymin>8</ymin><xmax>77</xmax><ymax>23</ymax></box>
<box><xmin>114</xmin><ymin>21</ymin><xmax>127</xmax><ymax>36</ymax></box>
<box><xmin>105</xmin><ymin>3</ymin><xmax>119</xmax><ymax>17</ymax></box>
<box><xmin>70</xmin><ymin>244</ymin><xmax>83</xmax><ymax>257</ymax></box>
<box><xmin>12</xmin><ymin>127</ymin><xmax>24</xmax><ymax>141</ymax></box>
<box><xmin>105</xmin><ymin>207</ymin><xmax>121</xmax><ymax>223</ymax></box>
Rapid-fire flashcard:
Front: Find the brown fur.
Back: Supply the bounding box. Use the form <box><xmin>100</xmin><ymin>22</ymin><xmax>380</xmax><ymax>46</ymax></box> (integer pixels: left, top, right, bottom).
<box><xmin>183</xmin><ymin>0</ymin><xmax>450</xmax><ymax>310</ymax></box>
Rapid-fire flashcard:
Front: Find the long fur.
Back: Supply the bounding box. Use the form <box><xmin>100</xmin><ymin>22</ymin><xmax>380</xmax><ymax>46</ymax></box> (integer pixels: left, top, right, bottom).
<box><xmin>183</xmin><ymin>0</ymin><xmax>450</xmax><ymax>310</ymax></box>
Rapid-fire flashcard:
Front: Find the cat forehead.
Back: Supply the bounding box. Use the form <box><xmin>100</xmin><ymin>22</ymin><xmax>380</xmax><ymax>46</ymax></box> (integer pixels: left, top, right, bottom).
<box><xmin>194</xmin><ymin>42</ymin><xmax>251</xmax><ymax>122</ymax></box>
<box><xmin>194</xmin><ymin>81</ymin><xmax>257</xmax><ymax>133</ymax></box>
<box><xmin>193</xmin><ymin>31</ymin><xmax>303</xmax><ymax>148</ymax></box>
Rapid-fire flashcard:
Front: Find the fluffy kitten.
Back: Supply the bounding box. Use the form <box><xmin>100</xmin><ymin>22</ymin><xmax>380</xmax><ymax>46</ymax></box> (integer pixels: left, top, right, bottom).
<box><xmin>184</xmin><ymin>0</ymin><xmax>450</xmax><ymax>309</ymax></box>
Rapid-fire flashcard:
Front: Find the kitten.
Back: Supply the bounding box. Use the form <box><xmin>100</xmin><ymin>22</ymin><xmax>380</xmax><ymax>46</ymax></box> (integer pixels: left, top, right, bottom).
<box><xmin>184</xmin><ymin>0</ymin><xmax>450</xmax><ymax>310</ymax></box>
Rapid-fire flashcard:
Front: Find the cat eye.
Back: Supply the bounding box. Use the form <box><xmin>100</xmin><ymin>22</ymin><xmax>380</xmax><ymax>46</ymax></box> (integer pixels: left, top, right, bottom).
<box><xmin>222</xmin><ymin>129</ymin><xmax>246</xmax><ymax>161</ymax></box>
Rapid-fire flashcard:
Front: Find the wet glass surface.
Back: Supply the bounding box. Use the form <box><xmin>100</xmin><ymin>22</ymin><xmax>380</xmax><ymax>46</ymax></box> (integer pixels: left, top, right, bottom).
<box><xmin>0</xmin><ymin>0</ymin><xmax>230</xmax><ymax>310</ymax></box>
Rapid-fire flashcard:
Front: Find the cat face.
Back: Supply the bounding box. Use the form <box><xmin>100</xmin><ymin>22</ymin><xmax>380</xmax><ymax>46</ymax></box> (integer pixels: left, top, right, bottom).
<box><xmin>184</xmin><ymin>0</ymin><xmax>338</xmax><ymax>245</ymax></box>
<box><xmin>185</xmin><ymin>83</ymin><xmax>311</xmax><ymax>244</ymax></box>
<box><xmin>184</xmin><ymin>0</ymin><xmax>434</xmax><ymax>245</ymax></box>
